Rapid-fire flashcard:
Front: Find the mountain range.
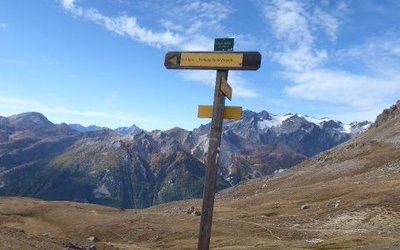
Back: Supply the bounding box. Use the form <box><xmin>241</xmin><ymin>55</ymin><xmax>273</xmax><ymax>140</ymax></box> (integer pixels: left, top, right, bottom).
<box><xmin>0</xmin><ymin>109</ymin><xmax>370</xmax><ymax>208</ymax></box>
<box><xmin>0</xmin><ymin>101</ymin><xmax>398</xmax><ymax>249</ymax></box>
<box><xmin>69</xmin><ymin>123</ymin><xmax>143</xmax><ymax>136</ymax></box>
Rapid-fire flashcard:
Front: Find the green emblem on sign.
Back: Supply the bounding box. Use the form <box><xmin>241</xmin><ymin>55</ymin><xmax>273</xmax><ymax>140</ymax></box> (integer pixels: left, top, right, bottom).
<box><xmin>214</xmin><ymin>38</ymin><xmax>234</xmax><ymax>51</ymax></box>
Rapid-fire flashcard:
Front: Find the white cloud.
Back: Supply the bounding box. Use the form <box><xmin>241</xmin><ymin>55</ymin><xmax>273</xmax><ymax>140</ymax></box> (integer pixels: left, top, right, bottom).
<box><xmin>180</xmin><ymin>35</ymin><xmax>214</xmax><ymax>51</ymax></box>
<box><xmin>274</xmin><ymin>46</ymin><xmax>328</xmax><ymax>73</ymax></box>
<box><xmin>312</xmin><ymin>8</ymin><xmax>339</xmax><ymax>41</ymax></box>
<box><xmin>0</xmin><ymin>96</ymin><xmax>141</xmax><ymax>123</ymax></box>
<box><xmin>61</xmin><ymin>0</ymin><xmax>82</xmax><ymax>15</ymax></box>
<box><xmin>338</xmin><ymin>33</ymin><xmax>400</xmax><ymax>62</ymax></box>
<box><xmin>158</xmin><ymin>1</ymin><xmax>238</xmax><ymax>51</ymax></box>
<box><xmin>61</xmin><ymin>0</ymin><xmax>75</xmax><ymax>9</ymax></box>
<box><xmin>179</xmin><ymin>71</ymin><xmax>258</xmax><ymax>98</ymax></box>
<box><xmin>60</xmin><ymin>0</ymin><xmax>259</xmax><ymax>99</ymax></box>
<box><xmin>233</xmin><ymin>34</ymin><xmax>260</xmax><ymax>51</ymax></box>
<box><xmin>0</xmin><ymin>97</ymin><xmax>45</xmax><ymax>110</ymax></box>
<box><xmin>263</xmin><ymin>0</ymin><xmax>340</xmax><ymax>72</ymax></box>
<box><xmin>283</xmin><ymin>33</ymin><xmax>400</xmax><ymax>109</ymax></box>
<box><xmin>180</xmin><ymin>1</ymin><xmax>233</xmax><ymax>34</ymax></box>
<box><xmin>160</xmin><ymin>20</ymin><xmax>184</xmax><ymax>33</ymax></box>
<box><xmin>263</xmin><ymin>0</ymin><xmax>400</xmax><ymax>118</ymax></box>
<box><xmin>179</xmin><ymin>70</ymin><xmax>215</xmax><ymax>87</ymax></box>
<box><xmin>326</xmin><ymin>108</ymin><xmax>385</xmax><ymax>124</ymax></box>
<box><xmin>0</xmin><ymin>23</ymin><xmax>7</xmax><ymax>28</ymax></box>
<box><xmin>284</xmin><ymin>68</ymin><xmax>400</xmax><ymax>108</ymax></box>
<box><xmin>229</xmin><ymin>72</ymin><xmax>259</xmax><ymax>98</ymax></box>
<box><xmin>264</xmin><ymin>0</ymin><xmax>313</xmax><ymax>46</ymax></box>
<box><xmin>61</xmin><ymin>0</ymin><xmax>182</xmax><ymax>48</ymax></box>
<box><xmin>161</xmin><ymin>1</ymin><xmax>233</xmax><ymax>35</ymax></box>
<box><xmin>60</xmin><ymin>0</ymin><xmax>236</xmax><ymax>50</ymax></box>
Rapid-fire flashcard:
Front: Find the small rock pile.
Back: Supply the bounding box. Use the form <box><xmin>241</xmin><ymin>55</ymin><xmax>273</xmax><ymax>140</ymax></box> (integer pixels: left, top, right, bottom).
<box><xmin>186</xmin><ymin>206</ymin><xmax>202</xmax><ymax>216</ymax></box>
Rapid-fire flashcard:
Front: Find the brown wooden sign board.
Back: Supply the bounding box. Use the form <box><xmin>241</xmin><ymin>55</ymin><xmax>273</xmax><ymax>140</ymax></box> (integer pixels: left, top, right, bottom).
<box><xmin>165</xmin><ymin>51</ymin><xmax>261</xmax><ymax>70</ymax></box>
<box><xmin>220</xmin><ymin>78</ymin><xmax>232</xmax><ymax>100</ymax></box>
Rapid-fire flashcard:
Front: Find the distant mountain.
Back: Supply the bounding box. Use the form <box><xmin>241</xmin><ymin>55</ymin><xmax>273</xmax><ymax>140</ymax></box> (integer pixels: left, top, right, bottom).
<box><xmin>0</xmin><ymin>112</ymin><xmax>81</xmax><ymax>170</ymax></box>
<box><xmin>68</xmin><ymin>124</ymin><xmax>103</xmax><ymax>132</ymax></box>
<box><xmin>173</xmin><ymin>110</ymin><xmax>371</xmax><ymax>184</ymax></box>
<box><xmin>69</xmin><ymin>123</ymin><xmax>144</xmax><ymax>136</ymax></box>
<box><xmin>114</xmin><ymin>124</ymin><xmax>143</xmax><ymax>135</ymax></box>
<box><xmin>0</xmin><ymin>113</ymin><xmax>228</xmax><ymax>208</ymax></box>
<box><xmin>0</xmin><ymin>110</ymin><xmax>371</xmax><ymax>208</ymax></box>
<box><xmin>1</xmin><ymin>112</ymin><xmax>73</xmax><ymax>137</ymax></box>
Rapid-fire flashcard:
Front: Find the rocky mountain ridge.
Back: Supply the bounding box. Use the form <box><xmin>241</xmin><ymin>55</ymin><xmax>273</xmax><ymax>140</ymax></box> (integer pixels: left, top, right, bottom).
<box><xmin>373</xmin><ymin>100</ymin><xmax>400</xmax><ymax>128</ymax></box>
<box><xmin>171</xmin><ymin>110</ymin><xmax>371</xmax><ymax>183</ymax></box>
<box><xmin>0</xmin><ymin>112</ymin><xmax>229</xmax><ymax>208</ymax></box>
<box><xmin>0</xmin><ymin>110</ymin><xmax>371</xmax><ymax>208</ymax></box>
<box><xmin>69</xmin><ymin>123</ymin><xmax>143</xmax><ymax>136</ymax></box>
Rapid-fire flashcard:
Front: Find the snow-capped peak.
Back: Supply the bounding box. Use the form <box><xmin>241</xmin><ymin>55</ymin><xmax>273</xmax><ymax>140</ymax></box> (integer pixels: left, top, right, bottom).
<box><xmin>296</xmin><ymin>114</ymin><xmax>332</xmax><ymax>127</ymax></box>
<box><xmin>257</xmin><ymin>113</ymin><xmax>293</xmax><ymax>129</ymax></box>
<box><xmin>257</xmin><ymin>113</ymin><xmax>332</xmax><ymax>130</ymax></box>
<box><xmin>255</xmin><ymin>112</ymin><xmax>372</xmax><ymax>135</ymax></box>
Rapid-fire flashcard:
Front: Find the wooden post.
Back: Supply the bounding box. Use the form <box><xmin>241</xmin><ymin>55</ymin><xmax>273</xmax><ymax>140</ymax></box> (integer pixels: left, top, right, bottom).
<box><xmin>198</xmin><ymin>38</ymin><xmax>232</xmax><ymax>249</ymax></box>
<box><xmin>197</xmin><ymin>69</ymin><xmax>227</xmax><ymax>250</ymax></box>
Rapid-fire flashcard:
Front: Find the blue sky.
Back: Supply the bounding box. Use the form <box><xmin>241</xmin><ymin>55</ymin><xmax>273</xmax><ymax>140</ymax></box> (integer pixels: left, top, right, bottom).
<box><xmin>1</xmin><ymin>0</ymin><xmax>400</xmax><ymax>130</ymax></box>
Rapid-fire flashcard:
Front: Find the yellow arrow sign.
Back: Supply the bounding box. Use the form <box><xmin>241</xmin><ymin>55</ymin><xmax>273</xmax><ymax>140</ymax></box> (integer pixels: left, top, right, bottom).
<box><xmin>198</xmin><ymin>105</ymin><xmax>242</xmax><ymax>120</ymax></box>
<box><xmin>165</xmin><ymin>51</ymin><xmax>261</xmax><ymax>70</ymax></box>
<box><xmin>221</xmin><ymin>78</ymin><xmax>232</xmax><ymax>101</ymax></box>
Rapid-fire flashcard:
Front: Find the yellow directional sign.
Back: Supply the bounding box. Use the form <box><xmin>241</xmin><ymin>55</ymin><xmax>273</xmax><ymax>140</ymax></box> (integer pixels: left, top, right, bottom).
<box><xmin>180</xmin><ymin>53</ymin><xmax>243</xmax><ymax>68</ymax></box>
<box><xmin>198</xmin><ymin>105</ymin><xmax>242</xmax><ymax>120</ymax></box>
<box><xmin>165</xmin><ymin>51</ymin><xmax>261</xmax><ymax>70</ymax></box>
<box><xmin>221</xmin><ymin>79</ymin><xmax>232</xmax><ymax>100</ymax></box>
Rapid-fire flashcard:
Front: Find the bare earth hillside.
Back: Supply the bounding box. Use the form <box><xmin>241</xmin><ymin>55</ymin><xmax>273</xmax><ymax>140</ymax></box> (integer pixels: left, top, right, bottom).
<box><xmin>0</xmin><ymin>102</ymin><xmax>400</xmax><ymax>249</ymax></box>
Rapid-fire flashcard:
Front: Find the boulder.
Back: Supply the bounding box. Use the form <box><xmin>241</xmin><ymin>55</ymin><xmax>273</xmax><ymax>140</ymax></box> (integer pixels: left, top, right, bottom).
<box><xmin>87</xmin><ymin>236</ymin><xmax>99</xmax><ymax>242</ymax></box>
<box><xmin>301</xmin><ymin>204</ymin><xmax>310</xmax><ymax>210</ymax></box>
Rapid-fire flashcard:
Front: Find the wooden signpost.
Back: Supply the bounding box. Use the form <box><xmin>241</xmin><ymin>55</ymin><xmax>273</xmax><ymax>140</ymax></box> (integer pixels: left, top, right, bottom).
<box><xmin>164</xmin><ymin>38</ymin><xmax>261</xmax><ymax>250</ymax></box>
